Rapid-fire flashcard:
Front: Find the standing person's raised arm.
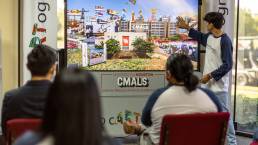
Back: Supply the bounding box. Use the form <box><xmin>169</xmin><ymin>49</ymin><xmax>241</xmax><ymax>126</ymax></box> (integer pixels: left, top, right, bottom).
<box><xmin>176</xmin><ymin>16</ymin><xmax>209</xmax><ymax>46</ymax></box>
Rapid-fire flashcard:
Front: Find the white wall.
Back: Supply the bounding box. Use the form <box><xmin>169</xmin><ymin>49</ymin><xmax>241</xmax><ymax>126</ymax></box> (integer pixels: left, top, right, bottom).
<box><xmin>0</xmin><ymin>0</ymin><xmax>19</xmax><ymax>134</ymax></box>
<box><xmin>0</xmin><ymin>32</ymin><xmax>2</xmax><ymax>100</ymax></box>
<box><xmin>0</xmin><ymin>0</ymin><xmax>19</xmax><ymax>94</ymax></box>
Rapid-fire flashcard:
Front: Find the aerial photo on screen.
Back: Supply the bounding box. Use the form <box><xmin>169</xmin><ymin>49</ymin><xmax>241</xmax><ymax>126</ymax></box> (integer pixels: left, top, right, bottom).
<box><xmin>66</xmin><ymin>0</ymin><xmax>199</xmax><ymax>70</ymax></box>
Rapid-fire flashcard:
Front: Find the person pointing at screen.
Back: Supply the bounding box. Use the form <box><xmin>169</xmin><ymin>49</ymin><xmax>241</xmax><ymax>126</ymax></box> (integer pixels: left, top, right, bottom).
<box><xmin>176</xmin><ymin>12</ymin><xmax>236</xmax><ymax>145</ymax></box>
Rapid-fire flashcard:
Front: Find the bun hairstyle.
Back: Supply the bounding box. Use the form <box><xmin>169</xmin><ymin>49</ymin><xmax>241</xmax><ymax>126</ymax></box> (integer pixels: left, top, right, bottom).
<box><xmin>27</xmin><ymin>44</ymin><xmax>57</xmax><ymax>76</ymax></box>
<box><xmin>166</xmin><ymin>54</ymin><xmax>199</xmax><ymax>92</ymax></box>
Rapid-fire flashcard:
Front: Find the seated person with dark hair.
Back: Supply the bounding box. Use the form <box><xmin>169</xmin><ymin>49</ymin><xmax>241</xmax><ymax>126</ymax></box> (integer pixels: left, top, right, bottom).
<box><xmin>14</xmin><ymin>69</ymin><xmax>119</xmax><ymax>145</ymax></box>
<box><xmin>123</xmin><ymin>54</ymin><xmax>222</xmax><ymax>145</ymax></box>
<box><xmin>1</xmin><ymin>44</ymin><xmax>57</xmax><ymax>135</ymax></box>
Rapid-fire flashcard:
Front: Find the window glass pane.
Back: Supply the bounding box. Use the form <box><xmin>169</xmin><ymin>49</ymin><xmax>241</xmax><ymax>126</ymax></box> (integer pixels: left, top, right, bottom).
<box><xmin>234</xmin><ymin>0</ymin><xmax>258</xmax><ymax>133</ymax></box>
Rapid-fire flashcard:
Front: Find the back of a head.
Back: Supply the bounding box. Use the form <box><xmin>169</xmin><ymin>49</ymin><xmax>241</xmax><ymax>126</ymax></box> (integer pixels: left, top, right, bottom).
<box><xmin>42</xmin><ymin>69</ymin><xmax>102</xmax><ymax>145</ymax></box>
<box><xmin>203</xmin><ymin>12</ymin><xmax>225</xmax><ymax>29</ymax></box>
<box><xmin>166</xmin><ymin>54</ymin><xmax>199</xmax><ymax>92</ymax></box>
<box><xmin>27</xmin><ymin>44</ymin><xmax>57</xmax><ymax>76</ymax></box>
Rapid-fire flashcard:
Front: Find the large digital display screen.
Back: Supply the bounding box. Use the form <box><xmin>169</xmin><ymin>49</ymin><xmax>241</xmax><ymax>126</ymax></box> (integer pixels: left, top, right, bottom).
<box><xmin>66</xmin><ymin>0</ymin><xmax>199</xmax><ymax>70</ymax></box>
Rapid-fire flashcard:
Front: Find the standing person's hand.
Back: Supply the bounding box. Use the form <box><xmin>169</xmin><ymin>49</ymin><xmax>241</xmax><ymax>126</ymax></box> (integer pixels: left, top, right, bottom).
<box><xmin>200</xmin><ymin>74</ymin><xmax>212</xmax><ymax>84</ymax></box>
<box><xmin>176</xmin><ymin>16</ymin><xmax>190</xmax><ymax>30</ymax></box>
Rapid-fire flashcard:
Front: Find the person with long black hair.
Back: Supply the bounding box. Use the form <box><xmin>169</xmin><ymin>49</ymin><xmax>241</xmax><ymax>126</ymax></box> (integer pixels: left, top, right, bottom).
<box><xmin>123</xmin><ymin>54</ymin><xmax>222</xmax><ymax>145</ymax></box>
<box><xmin>14</xmin><ymin>69</ymin><xmax>118</xmax><ymax>145</ymax></box>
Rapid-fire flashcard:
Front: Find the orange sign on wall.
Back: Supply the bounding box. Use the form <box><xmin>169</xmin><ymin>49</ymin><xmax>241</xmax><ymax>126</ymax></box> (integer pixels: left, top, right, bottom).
<box><xmin>122</xmin><ymin>36</ymin><xmax>129</xmax><ymax>47</ymax></box>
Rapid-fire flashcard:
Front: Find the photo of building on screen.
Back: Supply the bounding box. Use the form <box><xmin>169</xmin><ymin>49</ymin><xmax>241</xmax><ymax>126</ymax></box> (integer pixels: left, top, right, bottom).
<box><xmin>66</xmin><ymin>0</ymin><xmax>198</xmax><ymax>70</ymax></box>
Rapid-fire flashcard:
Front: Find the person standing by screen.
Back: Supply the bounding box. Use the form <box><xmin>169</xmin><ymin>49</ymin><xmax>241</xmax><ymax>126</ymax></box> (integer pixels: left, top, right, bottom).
<box><xmin>176</xmin><ymin>12</ymin><xmax>237</xmax><ymax>145</ymax></box>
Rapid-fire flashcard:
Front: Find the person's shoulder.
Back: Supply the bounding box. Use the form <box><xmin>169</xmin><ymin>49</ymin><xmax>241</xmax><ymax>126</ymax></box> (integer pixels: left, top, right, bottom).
<box><xmin>198</xmin><ymin>87</ymin><xmax>211</xmax><ymax>92</ymax></box>
<box><xmin>197</xmin><ymin>87</ymin><xmax>222</xmax><ymax>112</ymax></box>
<box><xmin>198</xmin><ymin>87</ymin><xmax>216</xmax><ymax>96</ymax></box>
<box><xmin>221</xmin><ymin>33</ymin><xmax>232</xmax><ymax>42</ymax></box>
<box><xmin>4</xmin><ymin>86</ymin><xmax>25</xmax><ymax>99</ymax></box>
<box><xmin>13</xmin><ymin>131</ymin><xmax>42</xmax><ymax>145</ymax></box>
<box><xmin>197</xmin><ymin>87</ymin><xmax>217</xmax><ymax>100</ymax></box>
<box><xmin>145</xmin><ymin>86</ymin><xmax>171</xmax><ymax>103</ymax></box>
<box><xmin>153</xmin><ymin>86</ymin><xmax>170</xmax><ymax>94</ymax></box>
<box><xmin>148</xmin><ymin>86</ymin><xmax>170</xmax><ymax>98</ymax></box>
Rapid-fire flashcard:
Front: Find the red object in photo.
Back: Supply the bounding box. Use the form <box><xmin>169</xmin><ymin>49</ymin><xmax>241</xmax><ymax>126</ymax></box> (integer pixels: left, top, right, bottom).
<box><xmin>122</xmin><ymin>36</ymin><xmax>129</xmax><ymax>47</ymax></box>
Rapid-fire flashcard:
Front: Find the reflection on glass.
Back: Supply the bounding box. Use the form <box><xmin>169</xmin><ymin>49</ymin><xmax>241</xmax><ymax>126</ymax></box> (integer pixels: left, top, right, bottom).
<box><xmin>233</xmin><ymin>0</ymin><xmax>258</xmax><ymax>133</ymax></box>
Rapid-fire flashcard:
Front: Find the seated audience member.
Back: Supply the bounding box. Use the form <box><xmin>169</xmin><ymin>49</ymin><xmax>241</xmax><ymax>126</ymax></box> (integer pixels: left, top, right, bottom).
<box><xmin>14</xmin><ymin>69</ymin><xmax>119</xmax><ymax>145</ymax></box>
<box><xmin>123</xmin><ymin>54</ymin><xmax>222</xmax><ymax>145</ymax></box>
<box><xmin>1</xmin><ymin>45</ymin><xmax>57</xmax><ymax>135</ymax></box>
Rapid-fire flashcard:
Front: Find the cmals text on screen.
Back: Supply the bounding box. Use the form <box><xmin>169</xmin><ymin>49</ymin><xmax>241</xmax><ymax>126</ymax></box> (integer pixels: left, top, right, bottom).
<box><xmin>117</xmin><ymin>77</ymin><xmax>149</xmax><ymax>88</ymax></box>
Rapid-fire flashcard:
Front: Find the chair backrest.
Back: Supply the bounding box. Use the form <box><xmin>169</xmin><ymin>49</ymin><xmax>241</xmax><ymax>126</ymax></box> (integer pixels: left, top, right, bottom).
<box><xmin>6</xmin><ymin>118</ymin><xmax>42</xmax><ymax>145</ymax></box>
<box><xmin>250</xmin><ymin>141</ymin><xmax>258</xmax><ymax>145</ymax></box>
<box><xmin>159</xmin><ymin>112</ymin><xmax>230</xmax><ymax>145</ymax></box>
